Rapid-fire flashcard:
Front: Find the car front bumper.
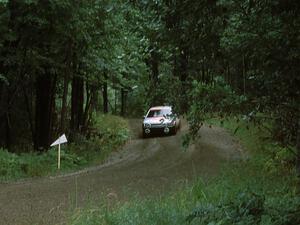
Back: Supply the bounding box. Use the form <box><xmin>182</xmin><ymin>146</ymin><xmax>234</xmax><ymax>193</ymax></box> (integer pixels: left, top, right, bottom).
<box><xmin>143</xmin><ymin>124</ymin><xmax>175</xmax><ymax>135</ymax></box>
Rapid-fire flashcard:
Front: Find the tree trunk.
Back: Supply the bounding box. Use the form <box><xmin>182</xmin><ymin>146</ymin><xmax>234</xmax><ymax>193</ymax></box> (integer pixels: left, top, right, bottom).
<box><xmin>103</xmin><ymin>72</ymin><xmax>108</xmax><ymax>114</ymax></box>
<box><xmin>243</xmin><ymin>55</ymin><xmax>246</xmax><ymax>95</ymax></box>
<box><xmin>60</xmin><ymin>40</ymin><xmax>73</xmax><ymax>133</ymax></box>
<box><xmin>0</xmin><ymin>84</ymin><xmax>3</xmax><ymax>146</ymax></box>
<box><xmin>1</xmin><ymin>86</ymin><xmax>11</xmax><ymax>149</ymax></box>
<box><xmin>5</xmin><ymin>112</ymin><xmax>11</xmax><ymax>149</ymax></box>
<box><xmin>150</xmin><ymin>48</ymin><xmax>159</xmax><ymax>85</ymax></box>
<box><xmin>23</xmin><ymin>87</ymin><xmax>35</xmax><ymax>145</ymax></box>
<box><xmin>91</xmin><ymin>86</ymin><xmax>99</xmax><ymax>112</ymax></box>
<box><xmin>227</xmin><ymin>62</ymin><xmax>231</xmax><ymax>85</ymax></box>
<box><xmin>70</xmin><ymin>75</ymin><xmax>84</xmax><ymax>133</ymax></box>
<box><xmin>120</xmin><ymin>88</ymin><xmax>126</xmax><ymax>116</ymax></box>
<box><xmin>34</xmin><ymin>74</ymin><xmax>56</xmax><ymax>151</ymax></box>
<box><xmin>82</xmin><ymin>83</ymin><xmax>92</xmax><ymax>131</ymax></box>
<box><xmin>0</xmin><ymin>83</ymin><xmax>2</xmax><ymax>109</ymax></box>
<box><xmin>201</xmin><ymin>63</ymin><xmax>205</xmax><ymax>83</ymax></box>
<box><xmin>179</xmin><ymin>47</ymin><xmax>189</xmax><ymax>112</ymax></box>
<box><xmin>114</xmin><ymin>89</ymin><xmax>117</xmax><ymax>114</ymax></box>
<box><xmin>296</xmin><ymin>118</ymin><xmax>300</xmax><ymax>178</ymax></box>
<box><xmin>60</xmin><ymin>72</ymin><xmax>69</xmax><ymax>133</ymax></box>
<box><xmin>173</xmin><ymin>54</ymin><xmax>178</xmax><ymax>77</ymax></box>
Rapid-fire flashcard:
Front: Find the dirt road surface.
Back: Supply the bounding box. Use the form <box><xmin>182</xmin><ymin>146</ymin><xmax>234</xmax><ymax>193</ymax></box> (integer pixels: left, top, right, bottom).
<box><xmin>0</xmin><ymin>119</ymin><xmax>243</xmax><ymax>225</ymax></box>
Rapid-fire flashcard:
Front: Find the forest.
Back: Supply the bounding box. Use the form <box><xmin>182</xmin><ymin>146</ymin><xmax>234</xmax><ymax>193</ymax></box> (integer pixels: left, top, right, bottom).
<box><xmin>0</xmin><ymin>0</ymin><xmax>299</xmax><ymax>171</ymax></box>
<box><xmin>0</xmin><ymin>0</ymin><xmax>299</xmax><ymax>224</ymax></box>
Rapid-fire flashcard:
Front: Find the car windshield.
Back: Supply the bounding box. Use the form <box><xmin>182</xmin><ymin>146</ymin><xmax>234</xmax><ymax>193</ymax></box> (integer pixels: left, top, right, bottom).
<box><xmin>147</xmin><ymin>108</ymin><xmax>172</xmax><ymax>118</ymax></box>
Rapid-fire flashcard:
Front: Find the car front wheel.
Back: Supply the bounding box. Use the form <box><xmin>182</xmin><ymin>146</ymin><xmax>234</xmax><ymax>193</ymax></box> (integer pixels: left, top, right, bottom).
<box><xmin>170</xmin><ymin>126</ymin><xmax>177</xmax><ymax>135</ymax></box>
<box><xmin>142</xmin><ymin>128</ymin><xmax>150</xmax><ymax>138</ymax></box>
<box><xmin>142</xmin><ymin>131</ymin><xmax>146</xmax><ymax>138</ymax></box>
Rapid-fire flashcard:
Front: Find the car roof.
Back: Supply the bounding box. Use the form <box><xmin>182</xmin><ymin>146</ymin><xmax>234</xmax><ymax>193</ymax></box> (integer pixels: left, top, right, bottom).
<box><xmin>149</xmin><ymin>106</ymin><xmax>172</xmax><ymax>110</ymax></box>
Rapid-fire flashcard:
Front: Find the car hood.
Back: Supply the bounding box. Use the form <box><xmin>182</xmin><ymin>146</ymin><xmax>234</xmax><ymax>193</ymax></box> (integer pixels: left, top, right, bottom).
<box><xmin>143</xmin><ymin>116</ymin><xmax>173</xmax><ymax>124</ymax></box>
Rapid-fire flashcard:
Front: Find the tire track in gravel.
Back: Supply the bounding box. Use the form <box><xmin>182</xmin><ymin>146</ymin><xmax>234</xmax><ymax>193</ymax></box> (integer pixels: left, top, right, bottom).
<box><xmin>0</xmin><ymin>119</ymin><xmax>244</xmax><ymax>225</ymax></box>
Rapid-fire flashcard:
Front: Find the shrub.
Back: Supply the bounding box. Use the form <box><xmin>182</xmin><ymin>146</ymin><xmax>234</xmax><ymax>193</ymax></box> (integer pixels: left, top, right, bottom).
<box><xmin>185</xmin><ymin>77</ymin><xmax>247</xmax><ymax>146</ymax></box>
<box><xmin>0</xmin><ymin>148</ymin><xmax>88</xmax><ymax>181</ymax></box>
<box><xmin>186</xmin><ymin>189</ymin><xmax>300</xmax><ymax>225</ymax></box>
<box><xmin>186</xmin><ymin>191</ymin><xmax>265</xmax><ymax>224</ymax></box>
<box><xmin>0</xmin><ymin>148</ymin><xmax>23</xmax><ymax>179</ymax></box>
<box><xmin>0</xmin><ymin>114</ymin><xmax>129</xmax><ymax>181</ymax></box>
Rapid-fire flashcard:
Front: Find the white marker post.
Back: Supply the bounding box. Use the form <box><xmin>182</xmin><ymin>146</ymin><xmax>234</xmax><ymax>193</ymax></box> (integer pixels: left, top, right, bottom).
<box><xmin>50</xmin><ymin>134</ymin><xmax>68</xmax><ymax>169</ymax></box>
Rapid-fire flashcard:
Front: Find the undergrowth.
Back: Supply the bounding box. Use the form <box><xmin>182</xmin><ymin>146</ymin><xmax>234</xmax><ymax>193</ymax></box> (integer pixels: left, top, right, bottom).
<box><xmin>68</xmin><ymin>117</ymin><xmax>299</xmax><ymax>225</ymax></box>
<box><xmin>0</xmin><ymin>114</ymin><xmax>129</xmax><ymax>181</ymax></box>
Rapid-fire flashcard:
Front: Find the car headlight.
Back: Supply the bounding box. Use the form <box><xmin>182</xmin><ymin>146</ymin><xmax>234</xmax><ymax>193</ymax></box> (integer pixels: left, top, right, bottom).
<box><xmin>168</xmin><ymin>121</ymin><xmax>176</xmax><ymax>127</ymax></box>
<box><xmin>144</xmin><ymin>123</ymin><xmax>151</xmax><ymax>128</ymax></box>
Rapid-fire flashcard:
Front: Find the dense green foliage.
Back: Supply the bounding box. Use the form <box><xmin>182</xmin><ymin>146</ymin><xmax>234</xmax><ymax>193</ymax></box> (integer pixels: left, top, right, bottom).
<box><xmin>68</xmin><ymin>119</ymin><xmax>299</xmax><ymax>225</ymax></box>
<box><xmin>0</xmin><ymin>114</ymin><xmax>129</xmax><ymax>181</ymax></box>
<box><xmin>0</xmin><ymin>1</ymin><xmax>298</xmax><ymax>223</ymax></box>
<box><xmin>0</xmin><ymin>0</ymin><xmax>299</xmax><ymax>188</ymax></box>
<box><xmin>183</xmin><ymin>77</ymin><xmax>247</xmax><ymax>146</ymax></box>
<box><xmin>0</xmin><ymin>0</ymin><xmax>146</xmax><ymax>151</ymax></box>
<box><xmin>0</xmin><ymin>0</ymin><xmax>298</xmax><ymax>153</ymax></box>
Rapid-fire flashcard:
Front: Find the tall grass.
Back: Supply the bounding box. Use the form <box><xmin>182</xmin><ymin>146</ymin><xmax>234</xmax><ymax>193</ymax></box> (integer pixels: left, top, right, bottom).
<box><xmin>0</xmin><ymin>114</ymin><xmax>129</xmax><ymax>181</ymax></box>
<box><xmin>68</xmin><ymin>117</ymin><xmax>299</xmax><ymax>225</ymax></box>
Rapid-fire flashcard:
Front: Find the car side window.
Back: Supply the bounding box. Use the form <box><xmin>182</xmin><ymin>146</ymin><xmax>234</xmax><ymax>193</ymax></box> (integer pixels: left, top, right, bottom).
<box><xmin>147</xmin><ymin>110</ymin><xmax>156</xmax><ymax>118</ymax></box>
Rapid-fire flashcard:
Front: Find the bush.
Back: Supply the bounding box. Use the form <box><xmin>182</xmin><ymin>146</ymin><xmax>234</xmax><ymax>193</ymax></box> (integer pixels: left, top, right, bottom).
<box><xmin>186</xmin><ymin>77</ymin><xmax>247</xmax><ymax>144</ymax></box>
<box><xmin>0</xmin><ymin>149</ymin><xmax>23</xmax><ymax>179</ymax></box>
<box><xmin>187</xmin><ymin>191</ymin><xmax>265</xmax><ymax>225</ymax></box>
<box><xmin>72</xmin><ymin>114</ymin><xmax>129</xmax><ymax>152</ymax></box>
<box><xmin>263</xmin><ymin>143</ymin><xmax>296</xmax><ymax>174</ymax></box>
<box><xmin>69</xmin><ymin>180</ymin><xmax>299</xmax><ymax>225</ymax></box>
<box><xmin>69</xmin><ymin>114</ymin><xmax>129</xmax><ymax>164</ymax></box>
<box><xmin>0</xmin><ymin>148</ymin><xmax>88</xmax><ymax>181</ymax></box>
<box><xmin>186</xmin><ymin>190</ymin><xmax>300</xmax><ymax>225</ymax></box>
<box><xmin>0</xmin><ymin>114</ymin><xmax>129</xmax><ymax>181</ymax></box>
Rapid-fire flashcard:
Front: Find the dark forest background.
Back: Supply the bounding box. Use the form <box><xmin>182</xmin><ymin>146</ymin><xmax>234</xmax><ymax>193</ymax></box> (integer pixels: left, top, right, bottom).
<box><xmin>0</xmin><ymin>0</ymin><xmax>299</xmax><ymax>164</ymax></box>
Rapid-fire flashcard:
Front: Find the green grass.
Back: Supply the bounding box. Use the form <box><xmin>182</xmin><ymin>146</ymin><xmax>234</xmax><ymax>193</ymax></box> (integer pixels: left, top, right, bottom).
<box><xmin>207</xmin><ymin>117</ymin><xmax>296</xmax><ymax>175</ymax></box>
<box><xmin>68</xmin><ymin>117</ymin><xmax>299</xmax><ymax>225</ymax></box>
<box><xmin>0</xmin><ymin>114</ymin><xmax>129</xmax><ymax>181</ymax></box>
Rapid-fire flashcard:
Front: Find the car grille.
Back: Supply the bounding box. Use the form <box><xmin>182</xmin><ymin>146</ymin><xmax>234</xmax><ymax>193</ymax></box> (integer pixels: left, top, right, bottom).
<box><xmin>151</xmin><ymin>124</ymin><xmax>165</xmax><ymax>128</ymax></box>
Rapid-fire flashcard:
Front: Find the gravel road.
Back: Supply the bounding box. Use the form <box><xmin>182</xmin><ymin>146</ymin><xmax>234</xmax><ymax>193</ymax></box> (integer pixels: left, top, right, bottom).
<box><xmin>0</xmin><ymin>119</ymin><xmax>243</xmax><ymax>225</ymax></box>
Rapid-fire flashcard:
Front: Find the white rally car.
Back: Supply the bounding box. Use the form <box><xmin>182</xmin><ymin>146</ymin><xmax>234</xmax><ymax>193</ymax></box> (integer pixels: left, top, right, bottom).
<box><xmin>142</xmin><ymin>106</ymin><xmax>180</xmax><ymax>137</ymax></box>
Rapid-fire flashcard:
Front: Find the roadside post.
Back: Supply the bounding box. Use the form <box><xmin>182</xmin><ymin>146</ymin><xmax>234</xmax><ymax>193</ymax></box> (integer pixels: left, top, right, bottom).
<box><xmin>50</xmin><ymin>134</ymin><xmax>68</xmax><ymax>169</ymax></box>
